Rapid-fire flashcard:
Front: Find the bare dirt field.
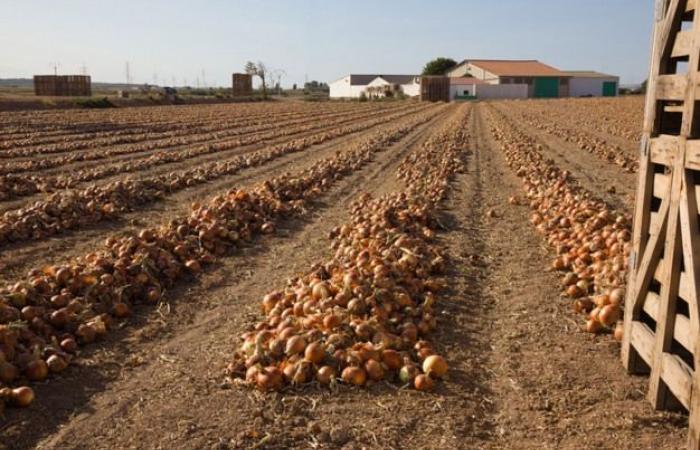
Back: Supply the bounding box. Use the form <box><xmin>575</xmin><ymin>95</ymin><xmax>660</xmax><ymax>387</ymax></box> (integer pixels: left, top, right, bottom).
<box><xmin>0</xmin><ymin>97</ymin><xmax>690</xmax><ymax>449</ymax></box>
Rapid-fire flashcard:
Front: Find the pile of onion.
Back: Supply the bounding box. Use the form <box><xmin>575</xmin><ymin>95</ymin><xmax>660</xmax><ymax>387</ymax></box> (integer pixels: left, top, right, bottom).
<box><xmin>225</xmin><ymin>106</ymin><xmax>470</xmax><ymax>392</ymax></box>
<box><xmin>0</xmin><ymin>107</ymin><xmax>441</xmax><ymax>409</ymax></box>
<box><xmin>487</xmin><ymin>106</ymin><xmax>629</xmax><ymax>336</ymax></box>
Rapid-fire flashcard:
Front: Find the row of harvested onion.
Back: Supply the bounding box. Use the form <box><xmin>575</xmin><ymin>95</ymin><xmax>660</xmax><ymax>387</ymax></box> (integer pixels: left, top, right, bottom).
<box><xmin>0</xmin><ymin>105</ymin><xmax>435</xmax><ymax>244</ymax></box>
<box><xmin>225</xmin><ymin>105</ymin><xmax>470</xmax><ymax>392</ymax></box>
<box><xmin>0</xmin><ymin>106</ymin><xmax>442</xmax><ymax>411</ymax></box>
<box><xmin>493</xmin><ymin>102</ymin><xmax>638</xmax><ymax>173</ymax></box>
<box><xmin>1</xmin><ymin>101</ymin><xmax>392</xmax><ymax>157</ymax></box>
<box><xmin>0</xmin><ymin>103</ymin><xmax>424</xmax><ymax>201</ymax></box>
<box><xmin>485</xmin><ymin>105</ymin><xmax>630</xmax><ymax>337</ymax></box>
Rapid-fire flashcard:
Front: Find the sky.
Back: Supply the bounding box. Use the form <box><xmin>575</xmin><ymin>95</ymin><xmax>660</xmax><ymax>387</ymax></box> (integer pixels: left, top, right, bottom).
<box><xmin>0</xmin><ymin>0</ymin><xmax>654</xmax><ymax>87</ymax></box>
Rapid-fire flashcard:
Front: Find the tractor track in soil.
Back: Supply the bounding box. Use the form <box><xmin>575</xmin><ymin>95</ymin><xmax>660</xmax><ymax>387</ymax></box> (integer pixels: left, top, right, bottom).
<box><xmin>0</xmin><ymin>104</ymin><xmax>460</xmax><ymax>450</ymax></box>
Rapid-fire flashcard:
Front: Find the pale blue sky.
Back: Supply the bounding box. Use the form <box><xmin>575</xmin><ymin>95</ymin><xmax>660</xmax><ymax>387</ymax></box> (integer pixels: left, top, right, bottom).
<box><xmin>0</xmin><ymin>0</ymin><xmax>653</xmax><ymax>87</ymax></box>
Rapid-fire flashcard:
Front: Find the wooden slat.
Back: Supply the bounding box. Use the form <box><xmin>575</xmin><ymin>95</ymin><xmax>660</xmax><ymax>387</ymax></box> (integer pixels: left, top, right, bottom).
<box><xmin>685</xmin><ymin>140</ymin><xmax>700</xmax><ymax>169</ymax></box>
<box><xmin>672</xmin><ymin>30</ymin><xmax>693</xmax><ymax>57</ymax></box>
<box><xmin>650</xmin><ymin>134</ymin><xmax>678</xmax><ymax>166</ymax></box>
<box><xmin>679</xmin><ymin>270</ymin><xmax>692</xmax><ymax>300</ymax></box>
<box><xmin>665</xmin><ymin>104</ymin><xmax>686</xmax><ymax>112</ymax></box>
<box><xmin>631</xmin><ymin>321</ymin><xmax>656</xmax><ymax>365</ymax></box>
<box><xmin>654</xmin><ymin>172</ymin><xmax>672</xmax><ymax>198</ymax></box>
<box><xmin>660</xmin><ymin>352</ymin><xmax>693</xmax><ymax>409</ymax></box>
<box><xmin>643</xmin><ymin>291</ymin><xmax>694</xmax><ymax>351</ymax></box>
<box><xmin>656</xmin><ymin>74</ymin><xmax>688</xmax><ymax>100</ymax></box>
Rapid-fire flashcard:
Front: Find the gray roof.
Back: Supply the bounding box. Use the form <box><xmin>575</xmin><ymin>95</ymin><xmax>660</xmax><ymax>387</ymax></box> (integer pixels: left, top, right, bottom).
<box><xmin>563</xmin><ymin>70</ymin><xmax>618</xmax><ymax>79</ymax></box>
<box><xmin>349</xmin><ymin>74</ymin><xmax>417</xmax><ymax>86</ymax></box>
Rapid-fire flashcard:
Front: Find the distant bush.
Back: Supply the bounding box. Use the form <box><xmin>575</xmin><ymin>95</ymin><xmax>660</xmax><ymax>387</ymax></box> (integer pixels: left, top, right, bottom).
<box><xmin>359</xmin><ymin>92</ymin><xmax>368</xmax><ymax>102</ymax></box>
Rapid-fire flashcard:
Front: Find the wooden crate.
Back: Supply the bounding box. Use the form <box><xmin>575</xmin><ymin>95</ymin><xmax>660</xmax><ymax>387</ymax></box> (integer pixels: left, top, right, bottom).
<box><xmin>33</xmin><ymin>75</ymin><xmax>91</xmax><ymax>96</ymax></box>
<box><xmin>232</xmin><ymin>73</ymin><xmax>252</xmax><ymax>97</ymax></box>
<box><xmin>621</xmin><ymin>0</ymin><xmax>700</xmax><ymax>447</ymax></box>
<box><xmin>420</xmin><ymin>76</ymin><xmax>449</xmax><ymax>102</ymax></box>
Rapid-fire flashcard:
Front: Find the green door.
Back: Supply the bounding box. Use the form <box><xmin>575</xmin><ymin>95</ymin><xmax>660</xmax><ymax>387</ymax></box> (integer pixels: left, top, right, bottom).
<box><xmin>603</xmin><ymin>81</ymin><xmax>617</xmax><ymax>97</ymax></box>
<box><xmin>534</xmin><ymin>77</ymin><xmax>559</xmax><ymax>98</ymax></box>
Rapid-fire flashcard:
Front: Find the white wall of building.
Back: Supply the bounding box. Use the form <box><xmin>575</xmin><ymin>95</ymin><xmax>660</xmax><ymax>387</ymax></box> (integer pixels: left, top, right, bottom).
<box><xmin>401</xmin><ymin>81</ymin><xmax>420</xmax><ymax>97</ymax></box>
<box><xmin>449</xmin><ymin>84</ymin><xmax>477</xmax><ymax>99</ymax></box>
<box><xmin>569</xmin><ymin>77</ymin><xmax>618</xmax><ymax>97</ymax></box>
<box><xmin>475</xmin><ymin>84</ymin><xmax>528</xmax><ymax>99</ymax></box>
<box><xmin>329</xmin><ymin>76</ymin><xmax>367</xmax><ymax>98</ymax></box>
<box><xmin>447</xmin><ymin>63</ymin><xmax>498</xmax><ymax>84</ymax></box>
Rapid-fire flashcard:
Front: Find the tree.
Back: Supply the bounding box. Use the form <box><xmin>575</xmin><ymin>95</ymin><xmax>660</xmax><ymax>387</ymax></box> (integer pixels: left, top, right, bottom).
<box><xmin>422</xmin><ymin>57</ymin><xmax>458</xmax><ymax>76</ymax></box>
<box><xmin>245</xmin><ymin>61</ymin><xmax>269</xmax><ymax>99</ymax></box>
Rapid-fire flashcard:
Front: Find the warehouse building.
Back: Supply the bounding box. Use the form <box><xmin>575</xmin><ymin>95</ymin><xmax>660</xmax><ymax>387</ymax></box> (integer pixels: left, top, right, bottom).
<box><xmin>563</xmin><ymin>71</ymin><xmax>619</xmax><ymax>97</ymax></box>
<box><xmin>446</xmin><ymin>59</ymin><xmax>569</xmax><ymax>98</ymax></box>
<box><xmin>329</xmin><ymin>74</ymin><xmax>420</xmax><ymax>99</ymax></box>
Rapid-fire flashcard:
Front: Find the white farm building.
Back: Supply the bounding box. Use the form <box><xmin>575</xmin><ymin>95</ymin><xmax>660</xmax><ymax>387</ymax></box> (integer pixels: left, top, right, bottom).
<box><xmin>329</xmin><ymin>74</ymin><xmax>420</xmax><ymax>99</ymax></box>
<box><xmin>563</xmin><ymin>71</ymin><xmax>620</xmax><ymax>97</ymax></box>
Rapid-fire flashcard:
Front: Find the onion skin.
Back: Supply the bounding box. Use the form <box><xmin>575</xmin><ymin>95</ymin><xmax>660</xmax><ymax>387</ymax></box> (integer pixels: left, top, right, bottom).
<box><xmin>614</xmin><ymin>322</ymin><xmax>624</xmax><ymax>342</ymax></box>
<box><xmin>316</xmin><ymin>366</ymin><xmax>336</xmax><ymax>385</ymax></box>
<box><xmin>25</xmin><ymin>359</ymin><xmax>48</xmax><ymax>381</ymax></box>
<box><xmin>381</xmin><ymin>349</ymin><xmax>402</xmax><ymax>370</ymax></box>
<box><xmin>422</xmin><ymin>355</ymin><xmax>448</xmax><ymax>379</ymax></box>
<box><xmin>364</xmin><ymin>359</ymin><xmax>385</xmax><ymax>381</ymax></box>
<box><xmin>414</xmin><ymin>374</ymin><xmax>434</xmax><ymax>391</ymax></box>
<box><xmin>304</xmin><ymin>342</ymin><xmax>325</xmax><ymax>364</ymax></box>
<box><xmin>341</xmin><ymin>366</ymin><xmax>367</xmax><ymax>386</ymax></box>
<box><xmin>10</xmin><ymin>386</ymin><xmax>35</xmax><ymax>407</ymax></box>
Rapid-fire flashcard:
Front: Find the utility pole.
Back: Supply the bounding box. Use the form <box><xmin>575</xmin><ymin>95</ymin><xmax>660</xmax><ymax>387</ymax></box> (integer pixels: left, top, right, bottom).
<box><xmin>201</xmin><ymin>69</ymin><xmax>206</xmax><ymax>88</ymax></box>
<box><xmin>80</xmin><ymin>63</ymin><xmax>88</xmax><ymax>75</ymax></box>
<box><xmin>50</xmin><ymin>62</ymin><xmax>60</xmax><ymax>76</ymax></box>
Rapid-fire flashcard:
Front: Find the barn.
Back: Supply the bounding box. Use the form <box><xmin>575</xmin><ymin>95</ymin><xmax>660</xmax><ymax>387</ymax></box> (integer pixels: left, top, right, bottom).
<box><xmin>329</xmin><ymin>75</ymin><xmax>420</xmax><ymax>99</ymax></box>
<box><xmin>446</xmin><ymin>59</ymin><xmax>569</xmax><ymax>98</ymax></box>
<box><xmin>564</xmin><ymin>71</ymin><xmax>619</xmax><ymax>97</ymax></box>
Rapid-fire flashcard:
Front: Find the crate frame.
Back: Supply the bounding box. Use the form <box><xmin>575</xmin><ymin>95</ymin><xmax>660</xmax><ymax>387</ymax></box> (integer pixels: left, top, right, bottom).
<box><xmin>621</xmin><ymin>0</ymin><xmax>700</xmax><ymax>447</ymax></box>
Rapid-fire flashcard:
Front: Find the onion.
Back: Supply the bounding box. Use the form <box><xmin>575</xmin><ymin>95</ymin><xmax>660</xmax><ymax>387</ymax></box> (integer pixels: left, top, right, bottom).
<box><xmin>614</xmin><ymin>322</ymin><xmax>624</xmax><ymax>342</ymax></box>
<box><xmin>381</xmin><ymin>349</ymin><xmax>402</xmax><ymax>370</ymax></box>
<box><xmin>422</xmin><ymin>355</ymin><xmax>448</xmax><ymax>379</ymax></box>
<box><xmin>341</xmin><ymin>366</ymin><xmax>366</xmax><ymax>386</ymax></box>
<box><xmin>414</xmin><ymin>374</ymin><xmax>434</xmax><ymax>391</ymax></box>
<box><xmin>10</xmin><ymin>387</ymin><xmax>34</xmax><ymax>407</ymax></box>
<box><xmin>316</xmin><ymin>365</ymin><xmax>336</xmax><ymax>385</ymax></box>
<box><xmin>304</xmin><ymin>342</ymin><xmax>325</xmax><ymax>364</ymax></box>
<box><xmin>399</xmin><ymin>364</ymin><xmax>419</xmax><ymax>384</ymax></box>
<box><xmin>47</xmin><ymin>354</ymin><xmax>68</xmax><ymax>373</ymax></box>
<box><xmin>25</xmin><ymin>359</ymin><xmax>48</xmax><ymax>381</ymax></box>
<box><xmin>598</xmin><ymin>304</ymin><xmax>621</xmax><ymax>327</ymax></box>
<box><xmin>0</xmin><ymin>361</ymin><xmax>18</xmax><ymax>383</ymax></box>
<box><xmin>285</xmin><ymin>335</ymin><xmax>306</xmax><ymax>356</ymax></box>
<box><xmin>364</xmin><ymin>359</ymin><xmax>385</xmax><ymax>381</ymax></box>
